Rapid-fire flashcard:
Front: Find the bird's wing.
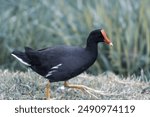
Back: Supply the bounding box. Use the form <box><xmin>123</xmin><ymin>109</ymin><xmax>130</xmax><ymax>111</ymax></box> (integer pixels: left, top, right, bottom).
<box><xmin>25</xmin><ymin>47</ymin><xmax>63</xmax><ymax>76</ymax></box>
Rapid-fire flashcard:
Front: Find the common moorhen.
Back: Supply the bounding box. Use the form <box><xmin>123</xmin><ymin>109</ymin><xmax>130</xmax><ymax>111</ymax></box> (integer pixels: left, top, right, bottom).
<box><xmin>11</xmin><ymin>29</ymin><xmax>113</xmax><ymax>99</ymax></box>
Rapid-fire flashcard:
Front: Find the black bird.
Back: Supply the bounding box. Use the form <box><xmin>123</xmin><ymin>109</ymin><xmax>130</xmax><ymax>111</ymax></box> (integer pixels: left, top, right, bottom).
<box><xmin>11</xmin><ymin>29</ymin><xmax>113</xmax><ymax>99</ymax></box>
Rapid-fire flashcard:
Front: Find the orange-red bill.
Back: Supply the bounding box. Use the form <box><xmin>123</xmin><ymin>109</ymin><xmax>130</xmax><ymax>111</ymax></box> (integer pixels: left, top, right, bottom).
<box><xmin>101</xmin><ymin>29</ymin><xmax>113</xmax><ymax>46</ymax></box>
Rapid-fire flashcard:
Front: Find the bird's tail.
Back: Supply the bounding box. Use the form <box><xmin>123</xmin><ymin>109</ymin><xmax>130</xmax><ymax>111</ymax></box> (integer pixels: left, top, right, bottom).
<box><xmin>11</xmin><ymin>50</ymin><xmax>31</xmax><ymax>66</ymax></box>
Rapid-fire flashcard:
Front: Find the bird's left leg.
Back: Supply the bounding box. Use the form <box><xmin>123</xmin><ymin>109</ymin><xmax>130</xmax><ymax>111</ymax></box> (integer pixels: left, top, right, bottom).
<box><xmin>45</xmin><ymin>80</ymin><xmax>51</xmax><ymax>100</ymax></box>
<box><xmin>64</xmin><ymin>81</ymin><xmax>119</xmax><ymax>98</ymax></box>
<box><xmin>64</xmin><ymin>81</ymin><xmax>84</xmax><ymax>90</ymax></box>
<box><xmin>64</xmin><ymin>81</ymin><xmax>99</xmax><ymax>99</ymax></box>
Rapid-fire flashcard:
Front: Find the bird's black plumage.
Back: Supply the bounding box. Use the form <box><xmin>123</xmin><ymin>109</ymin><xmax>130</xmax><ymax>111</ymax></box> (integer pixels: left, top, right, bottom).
<box><xmin>11</xmin><ymin>29</ymin><xmax>112</xmax><ymax>82</ymax></box>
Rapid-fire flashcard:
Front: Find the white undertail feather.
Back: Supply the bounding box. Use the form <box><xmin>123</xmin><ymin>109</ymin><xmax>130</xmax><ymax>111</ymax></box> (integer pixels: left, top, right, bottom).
<box><xmin>11</xmin><ymin>54</ymin><xmax>31</xmax><ymax>66</ymax></box>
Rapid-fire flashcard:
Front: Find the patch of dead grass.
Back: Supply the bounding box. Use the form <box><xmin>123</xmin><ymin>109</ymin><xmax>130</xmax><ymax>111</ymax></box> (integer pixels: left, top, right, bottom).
<box><xmin>0</xmin><ymin>70</ymin><xmax>149</xmax><ymax>100</ymax></box>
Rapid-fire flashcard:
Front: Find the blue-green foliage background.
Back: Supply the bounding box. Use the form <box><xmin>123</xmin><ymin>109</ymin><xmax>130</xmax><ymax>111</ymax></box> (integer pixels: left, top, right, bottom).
<box><xmin>0</xmin><ymin>0</ymin><xmax>150</xmax><ymax>78</ymax></box>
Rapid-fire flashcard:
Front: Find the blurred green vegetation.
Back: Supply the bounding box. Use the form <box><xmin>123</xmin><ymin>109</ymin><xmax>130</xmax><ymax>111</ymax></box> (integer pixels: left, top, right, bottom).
<box><xmin>0</xmin><ymin>0</ymin><xmax>150</xmax><ymax>78</ymax></box>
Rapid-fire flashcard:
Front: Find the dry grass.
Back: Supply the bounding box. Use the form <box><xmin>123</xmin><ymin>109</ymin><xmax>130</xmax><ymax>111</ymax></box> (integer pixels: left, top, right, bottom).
<box><xmin>0</xmin><ymin>69</ymin><xmax>150</xmax><ymax>100</ymax></box>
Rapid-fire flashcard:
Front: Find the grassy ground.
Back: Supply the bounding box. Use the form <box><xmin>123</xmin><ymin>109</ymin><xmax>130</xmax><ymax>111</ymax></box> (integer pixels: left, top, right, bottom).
<box><xmin>0</xmin><ymin>69</ymin><xmax>150</xmax><ymax>100</ymax></box>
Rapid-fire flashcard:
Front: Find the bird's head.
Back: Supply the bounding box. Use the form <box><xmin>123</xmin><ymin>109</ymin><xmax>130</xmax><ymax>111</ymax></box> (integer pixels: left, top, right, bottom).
<box><xmin>88</xmin><ymin>29</ymin><xmax>113</xmax><ymax>46</ymax></box>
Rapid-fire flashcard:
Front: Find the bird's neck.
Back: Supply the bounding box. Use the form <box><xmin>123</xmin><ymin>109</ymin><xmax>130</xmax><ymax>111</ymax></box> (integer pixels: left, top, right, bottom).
<box><xmin>85</xmin><ymin>37</ymin><xmax>98</xmax><ymax>53</ymax></box>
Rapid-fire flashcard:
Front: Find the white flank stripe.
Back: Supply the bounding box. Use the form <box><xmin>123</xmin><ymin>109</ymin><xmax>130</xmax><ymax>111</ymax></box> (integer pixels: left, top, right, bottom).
<box><xmin>45</xmin><ymin>63</ymin><xmax>62</xmax><ymax>77</ymax></box>
<box><xmin>45</xmin><ymin>70</ymin><xmax>56</xmax><ymax>77</ymax></box>
<box><xmin>51</xmin><ymin>63</ymin><xmax>62</xmax><ymax>69</ymax></box>
<box><xmin>11</xmin><ymin>54</ymin><xmax>31</xmax><ymax>66</ymax></box>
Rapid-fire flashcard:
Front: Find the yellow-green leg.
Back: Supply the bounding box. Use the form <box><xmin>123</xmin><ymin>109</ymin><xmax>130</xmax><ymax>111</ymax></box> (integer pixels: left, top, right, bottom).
<box><xmin>64</xmin><ymin>81</ymin><xmax>84</xmax><ymax>90</ymax></box>
<box><xmin>64</xmin><ymin>81</ymin><xmax>99</xmax><ymax>99</ymax></box>
<box><xmin>45</xmin><ymin>81</ymin><xmax>51</xmax><ymax>100</ymax></box>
